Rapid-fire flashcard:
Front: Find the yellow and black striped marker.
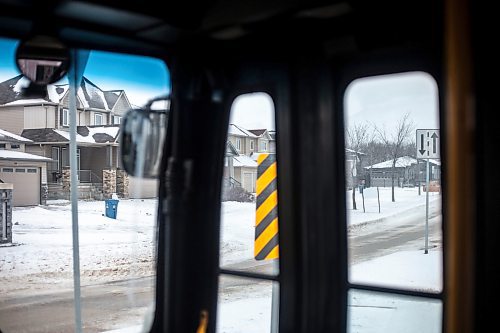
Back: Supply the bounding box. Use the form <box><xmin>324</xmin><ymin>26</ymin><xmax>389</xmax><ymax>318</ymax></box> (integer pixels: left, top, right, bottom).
<box><xmin>254</xmin><ymin>153</ymin><xmax>279</xmax><ymax>260</ymax></box>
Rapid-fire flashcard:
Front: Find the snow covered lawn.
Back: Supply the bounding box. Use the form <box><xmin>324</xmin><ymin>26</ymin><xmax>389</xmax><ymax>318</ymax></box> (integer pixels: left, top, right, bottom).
<box><xmin>1</xmin><ymin>199</ymin><xmax>157</xmax><ymax>296</ymax></box>
<box><xmin>347</xmin><ymin>186</ymin><xmax>441</xmax><ymax>227</ymax></box>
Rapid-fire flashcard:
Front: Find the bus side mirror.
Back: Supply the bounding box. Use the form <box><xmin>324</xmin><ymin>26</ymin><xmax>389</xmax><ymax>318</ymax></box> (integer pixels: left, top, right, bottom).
<box><xmin>120</xmin><ymin>97</ymin><xmax>169</xmax><ymax>178</ymax></box>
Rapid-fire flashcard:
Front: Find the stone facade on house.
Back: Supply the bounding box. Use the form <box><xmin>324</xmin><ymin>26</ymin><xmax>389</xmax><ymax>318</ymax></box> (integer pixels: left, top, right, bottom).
<box><xmin>102</xmin><ymin>169</ymin><xmax>117</xmax><ymax>199</ymax></box>
<box><xmin>116</xmin><ymin>169</ymin><xmax>129</xmax><ymax>198</ymax></box>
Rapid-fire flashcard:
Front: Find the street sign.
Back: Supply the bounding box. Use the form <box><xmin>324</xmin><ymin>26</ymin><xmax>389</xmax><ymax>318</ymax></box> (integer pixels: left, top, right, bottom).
<box><xmin>416</xmin><ymin>129</ymin><xmax>440</xmax><ymax>159</ymax></box>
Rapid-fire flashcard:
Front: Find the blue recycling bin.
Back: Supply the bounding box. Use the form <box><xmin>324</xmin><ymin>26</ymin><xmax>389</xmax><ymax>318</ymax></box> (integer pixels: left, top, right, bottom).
<box><xmin>105</xmin><ymin>199</ymin><xmax>119</xmax><ymax>219</ymax></box>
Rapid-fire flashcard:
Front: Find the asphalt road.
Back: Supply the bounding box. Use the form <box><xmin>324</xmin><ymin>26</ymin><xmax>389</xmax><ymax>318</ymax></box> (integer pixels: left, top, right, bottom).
<box><xmin>0</xmin><ymin>204</ymin><xmax>442</xmax><ymax>333</ymax></box>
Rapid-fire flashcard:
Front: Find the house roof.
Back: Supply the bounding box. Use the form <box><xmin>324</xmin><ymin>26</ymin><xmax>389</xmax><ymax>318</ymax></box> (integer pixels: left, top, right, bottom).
<box><xmin>233</xmin><ymin>154</ymin><xmax>258</xmax><ymax>167</ymax></box>
<box><xmin>0</xmin><ymin>150</ymin><xmax>51</xmax><ymax>162</ymax></box>
<box><xmin>0</xmin><ymin>75</ymin><xmax>130</xmax><ymax>111</ymax></box>
<box><xmin>365</xmin><ymin>156</ymin><xmax>418</xmax><ymax>169</ymax></box>
<box><xmin>22</xmin><ymin>126</ymin><xmax>120</xmax><ymax>144</ymax></box>
<box><xmin>21</xmin><ymin>128</ymin><xmax>69</xmax><ymax>143</ymax></box>
<box><xmin>365</xmin><ymin>156</ymin><xmax>441</xmax><ymax>169</ymax></box>
<box><xmin>248</xmin><ymin>129</ymin><xmax>267</xmax><ymax>136</ymax></box>
<box><xmin>228</xmin><ymin>124</ymin><xmax>259</xmax><ymax>138</ymax></box>
<box><xmin>103</xmin><ymin>90</ymin><xmax>122</xmax><ymax>109</ymax></box>
<box><xmin>0</xmin><ymin>128</ymin><xmax>32</xmax><ymax>143</ymax></box>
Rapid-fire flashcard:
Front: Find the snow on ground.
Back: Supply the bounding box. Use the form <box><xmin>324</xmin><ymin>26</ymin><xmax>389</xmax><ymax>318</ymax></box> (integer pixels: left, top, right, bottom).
<box><xmin>346</xmin><ymin>186</ymin><xmax>441</xmax><ymax>227</ymax></box>
<box><xmin>1</xmin><ymin>199</ymin><xmax>157</xmax><ymax>296</ymax></box>
<box><xmin>1</xmin><ymin>186</ymin><xmax>443</xmax><ymax>332</ymax></box>
<box><xmin>350</xmin><ymin>250</ymin><xmax>442</xmax><ymax>293</ymax></box>
<box><xmin>220</xmin><ymin>201</ymin><xmax>256</xmax><ymax>266</ymax></box>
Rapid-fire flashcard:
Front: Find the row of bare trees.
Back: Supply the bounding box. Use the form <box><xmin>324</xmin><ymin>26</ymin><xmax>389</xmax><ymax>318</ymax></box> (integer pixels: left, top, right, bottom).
<box><xmin>346</xmin><ymin>113</ymin><xmax>415</xmax><ymax>209</ymax></box>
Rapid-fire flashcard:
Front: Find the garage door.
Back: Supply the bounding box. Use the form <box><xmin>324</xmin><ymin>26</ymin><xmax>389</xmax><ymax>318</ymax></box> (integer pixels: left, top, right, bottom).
<box><xmin>243</xmin><ymin>172</ymin><xmax>255</xmax><ymax>193</ymax></box>
<box><xmin>0</xmin><ymin>167</ymin><xmax>40</xmax><ymax>206</ymax></box>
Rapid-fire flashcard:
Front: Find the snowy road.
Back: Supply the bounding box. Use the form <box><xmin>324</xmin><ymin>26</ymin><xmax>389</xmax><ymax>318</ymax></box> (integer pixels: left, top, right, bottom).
<box><xmin>349</xmin><ymin>203</ymin><xmax>442</xmax><ymax>264</ymax></box>
<box><xmin>0</xmin><ymin>263</ymin><xmax>275</xmax><ymax>333</ymax></box>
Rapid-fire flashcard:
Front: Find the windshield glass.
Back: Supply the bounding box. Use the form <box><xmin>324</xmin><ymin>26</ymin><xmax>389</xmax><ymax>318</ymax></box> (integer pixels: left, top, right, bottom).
<box><xmin>0</xmin><ymin>36</ymin><xmax>169</xmax><ymax>333</ymax></box>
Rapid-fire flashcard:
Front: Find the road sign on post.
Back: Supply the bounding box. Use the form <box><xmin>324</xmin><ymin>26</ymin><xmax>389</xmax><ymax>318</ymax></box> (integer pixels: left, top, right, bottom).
<box><xmin>416</xmin><ymin>129</ymin><xmax>440</xmax><ymax>159</ymax></box>
<box><xmin>254</xmin><ymin>153</ymin><xmax>279</xmax><ymax>261</ymax></box>
<box><xmin>416</xmin><ymin>129</ymin><xmax>440</xmax><ymax>254</ymax></box>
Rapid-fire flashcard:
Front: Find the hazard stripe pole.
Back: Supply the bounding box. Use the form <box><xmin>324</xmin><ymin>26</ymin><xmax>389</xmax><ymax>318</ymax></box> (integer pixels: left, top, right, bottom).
<box><xmin>254</xmin><ymin>154</ymin><xmax>279</xmax><ymax>260</ymax></box>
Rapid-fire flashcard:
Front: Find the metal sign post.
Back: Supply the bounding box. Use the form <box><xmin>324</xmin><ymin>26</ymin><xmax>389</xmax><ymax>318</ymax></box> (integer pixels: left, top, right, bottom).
<box><xmin>271</xmin><ymin>260</ymin><xmax>279</xmax><ymax>333</ymax></box>
<box><xmin>416</xmin><ymin>129</ymin><xmax>440</xmax><ymax>254</ymax></box>
<box><xmin>425</xmin><ymin>158</ymin><xmax>430</xmax><ymax>254</ymax></box>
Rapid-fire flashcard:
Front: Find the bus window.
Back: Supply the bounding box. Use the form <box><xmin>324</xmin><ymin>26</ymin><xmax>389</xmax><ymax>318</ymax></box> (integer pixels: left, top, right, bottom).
<box><xmin>344</xmin><ymin>72</ymin><xmax>443</xmax><ymax>331</ymax></box>
<box><xmin>218</xmin><ymin>92</ymin><xmax>279</xmax><ymax>332</ymax></box>
<box><xmin>0</xmin><ymin>36</ymin><xmax>169</xmax><ymax>332</ymax></box>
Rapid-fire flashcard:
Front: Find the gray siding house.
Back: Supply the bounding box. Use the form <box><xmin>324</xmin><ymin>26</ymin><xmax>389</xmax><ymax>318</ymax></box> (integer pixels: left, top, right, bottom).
<box><xmin>365</xmin><ymin>156</ymin><xmax>441</xmax><ymax>188</ymax></box>
<box><xmin>0</xmin><ymin>75</ymin><xmax>155</xmax><ymax>200</ymax></box>
<box><xmin>225</xmin><ymin>124</ymin><xmax>276</xmax><ymax>193</ymax></box>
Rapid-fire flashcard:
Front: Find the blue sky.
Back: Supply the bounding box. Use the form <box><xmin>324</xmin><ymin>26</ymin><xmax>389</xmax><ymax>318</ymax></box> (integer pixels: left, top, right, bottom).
<box><xmin>0</xmin><ymin>37</ymin><xmax>170</xmax><ymax>107</ymax></box>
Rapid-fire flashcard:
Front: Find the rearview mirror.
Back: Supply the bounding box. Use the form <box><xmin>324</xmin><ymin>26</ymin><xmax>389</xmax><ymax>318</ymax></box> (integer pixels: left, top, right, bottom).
<box><xmin>120</xmin><ymin>97</ymin><xmax>169</xmax><ymax>178</ymax></box>
<box><xmin>15</xmin><ymin>35</ymin><xmax>70</xmax><ymax>85</ymax></box>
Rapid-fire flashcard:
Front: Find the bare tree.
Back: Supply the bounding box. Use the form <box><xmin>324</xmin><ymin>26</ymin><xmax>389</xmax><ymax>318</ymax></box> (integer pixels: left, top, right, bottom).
<box><xmin>375</xmin><ymin>113</ymin><xmax>414</xmax><ymax>202</ymax></box>
<box><xmin>346</xmin><ymin>123</ymin><xmax>370</xmax><ymax>210</ymax></box>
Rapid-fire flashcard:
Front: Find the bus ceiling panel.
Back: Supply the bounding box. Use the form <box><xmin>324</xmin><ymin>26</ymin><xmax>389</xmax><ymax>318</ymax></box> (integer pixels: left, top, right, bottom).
<box><xmin>55</xmin><ymin>1</ymin><xmax>165</xmax><ymax>32</ymax></box>
<box><xmin>57</xmin><ymin>0</ymin><xmax>216</xmax><ymax>29</ymax></box>
<box><xmin>58</xmin><ymin>28</ymin><xmax>168</xmax><ymax>56</ymax></box>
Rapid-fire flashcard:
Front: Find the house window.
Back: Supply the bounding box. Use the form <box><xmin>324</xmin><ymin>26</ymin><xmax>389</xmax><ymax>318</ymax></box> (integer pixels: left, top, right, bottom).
<box><xmin>27</xmin><ymin>169</ymin><xmax>37</xmax><ymax>173</ymax></box>
<box><xmin>2</xmin><ymin>168</ymin><xmax>13</xmax><ymax>172</ymax></box>
<box><xmin>62</xmin><ymin>108</ymin><xmax>69</xmax><ymax>126</ymax></box>
<box><xmin>0</xmin><ymin>143</ymin><xmax>6</xmax><ymax>149</ymax></box>
<box><xmin>113</xmin><ymin>116</ymin><xmax>121</xmax><ymax>124</ymax></box>
<box><xmin>62</xmin><ymin>148</ymin><xmax>69</xmax><ymax>167</ymax></box>
<box><xmin>15</xmin><ymin>168</ymin><xmax>26</xmax><ymax>173</ymax></box>
<box><xmin>250</xmin><ymin>140</ymin><xmax>254</xmax><ymax>150</ymax></box>
<box><xmin>236</xmin><ymin>138</ymin><xmax>241</xmax><ymax>151</ymax></box>
<box><xmin>260</xmin><ymin>141</ymin><xmax>267</xmax><ymax>151</ymax></box>
<box><xmin>51</xmin><ymin>147</ymin><xmax>60</xmax><ymax>171</ymax></box>
<box><xmin>94</xmin><ymin>113</ymin><xmax>103</xmax><ymax>125</ymax></box>
<box><xmin>11</xmin><ymin>144</ymin><xmax>20</xmax><ymax>149</ymax></box>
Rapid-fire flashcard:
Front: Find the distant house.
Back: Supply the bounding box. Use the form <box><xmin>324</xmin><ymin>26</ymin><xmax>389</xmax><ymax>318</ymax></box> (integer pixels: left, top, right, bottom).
<box><xmin>225</xmin><ymin>124</ymin><xmax>275</xmax><ymax>193</ymax></box>
<box><xmin>364</xmin><ymin>156</ymin><xmax>440</xmax><ymax>187</ymax></box>
<box><xmin>248</xmin><ymin>128</ymin><xmax>275</xmax><ymax>153</ymax></box>
<box><xmin>0</xmin><ymin>128</ymin><xmax>51</xmax><ymax>206</ymax></box>
<box><xmin>0</xmin><ymin>75</ymin><xmax>156</xmax><ymax>200</ymax></box>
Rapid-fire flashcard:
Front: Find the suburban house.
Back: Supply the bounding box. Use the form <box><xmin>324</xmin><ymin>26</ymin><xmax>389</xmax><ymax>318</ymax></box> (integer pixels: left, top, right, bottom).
<box><xmin>224</xmin><ymin>124</ymin><xmax>275</xmax><ymax>193</ymax></box>
<box><xmin>364</xmin><ymin>156</ymin><xmax>441</xmax><ymax>188</ymax></box>
<box><xmin>0</xmin><ymin>128</ymin><xmax>51</xmax><ymax>206</ymax></box>
<box><xmin>0</xmin><ymin>74</ymin><xmax>156</xmax><ymax>201</ymax></box>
